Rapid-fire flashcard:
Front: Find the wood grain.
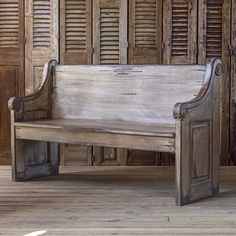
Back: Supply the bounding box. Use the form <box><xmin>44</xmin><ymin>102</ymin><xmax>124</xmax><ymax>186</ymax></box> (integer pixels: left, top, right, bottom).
<box><xmin>9</xmin><ymin>59</ymin><xmax>222</xmax><ymax>205</ymax></box>
<box><xmin>0</xmin><ymin>166</ymin><xmax>236</xmax><ymax>235</ymax></box>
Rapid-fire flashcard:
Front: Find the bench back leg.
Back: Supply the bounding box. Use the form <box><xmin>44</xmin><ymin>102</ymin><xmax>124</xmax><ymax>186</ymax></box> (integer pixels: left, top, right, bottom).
<box><xmin>12</xmin><ymin>139</ymin><xmax>59</xmax><ymax>181</ymax></box>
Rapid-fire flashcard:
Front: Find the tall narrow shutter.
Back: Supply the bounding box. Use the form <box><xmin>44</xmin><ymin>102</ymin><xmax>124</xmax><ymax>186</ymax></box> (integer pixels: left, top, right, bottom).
<box><xmin>93</xmin><ymin>0</ymin><xmax>128</xmax><ymax>64</ymax></box>
<box><xmin>0</xmin><ymin>0</ymin><xmax>24</xmax><ymax>164</ymax></box>
<box><xmin>163</xmin><ymin>0</ymin><xmax>197</xmax><ymax>64</ymax></box>
<box><xmin>93</xmin><ymin>0</ymin><xmax>128</xmax><ymax>166</ymax></box>
<box><xmin>198</xmin><ymin>0</ymin><xmax>230</xmax><ymax>165</ymax></box>
<box><xmin>25</xmin><ymin>0</ymin><xmax>58</xmax><ymax>93</ymax></box>
<box><xmin>59</xmin><ymin>0</ymin><xmax>92</xmax><ymax>167</ymax></box>
<box><xmin>60</xmin><ymin>0</ymin><xmax>92</xmax><ymax>64</ymax></box>
<box><xmin>129</xmin><ymin>0</ymin><xmax>162</xmax><ymax>64</ymax></box>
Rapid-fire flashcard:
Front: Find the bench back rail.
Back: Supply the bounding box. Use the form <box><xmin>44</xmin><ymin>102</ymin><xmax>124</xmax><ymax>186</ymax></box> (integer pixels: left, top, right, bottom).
<box><xmin>53</xmin><ymin>65</ymin><xmax>206</xmax><ymax>124</ymax></box>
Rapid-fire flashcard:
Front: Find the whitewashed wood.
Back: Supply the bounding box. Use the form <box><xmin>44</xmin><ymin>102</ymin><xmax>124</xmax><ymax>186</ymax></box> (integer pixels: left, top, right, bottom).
<box><xmin>53</xmin><ymin>65</ymin><xmax>206</xmax><ymax>124</ymax></box>
<box><xmin>9</xmin><ymin>59</ymin><xmax>222</xmax><ymax>205</ymax></box>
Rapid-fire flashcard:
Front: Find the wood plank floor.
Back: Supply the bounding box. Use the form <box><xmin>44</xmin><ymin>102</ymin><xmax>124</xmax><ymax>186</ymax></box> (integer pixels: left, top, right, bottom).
<box><xmin>0</xmin><ymin>166</ymin><xmax>236</xmax><ymax>236</ymax></box>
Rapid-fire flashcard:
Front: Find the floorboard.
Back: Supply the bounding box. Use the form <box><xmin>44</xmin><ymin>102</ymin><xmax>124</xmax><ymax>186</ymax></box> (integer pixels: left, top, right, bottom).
<box><xmin>0</xmin><ymin>166</ymin><xmax>235</xmax><ymax>235</ymax></box>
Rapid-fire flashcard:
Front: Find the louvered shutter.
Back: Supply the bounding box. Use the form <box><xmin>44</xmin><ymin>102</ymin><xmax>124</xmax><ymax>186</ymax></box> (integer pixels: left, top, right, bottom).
<box><xmin>163</xmin><ymin>0</ymin><xmax>197</xmax><ymax>64</ymax></box>
<box><xmin>60</xmin><ymin>0</ymin><xmax>92</xmax><ymax>64</ymax></box>
<box><xmin>199</xmin><ymin>0</ymin><xmax>231</xmax><ymax>165</ymax></box>
<box><xmin>59</xmin><ymin>0</ymin><xmax>93</xmax><ymax>167</ymax></box>
<box><xmin>129</xmin><ymin>0</ymin><xmax>162</xmax><ymax>64</ymax></box>
<box><xmin>93</xmin><ymin>0</ymin><xmax>128</xmax><ymax>64</ymax></box>
<box><xmin>25</xmin><ymin>0</ymin><xmax>58</xmax><ymax>93</ymax></box>
<box><xmin>0</xmin><ymin>0</ymin><xmax>24</xmax><ymax>164</ymax></box>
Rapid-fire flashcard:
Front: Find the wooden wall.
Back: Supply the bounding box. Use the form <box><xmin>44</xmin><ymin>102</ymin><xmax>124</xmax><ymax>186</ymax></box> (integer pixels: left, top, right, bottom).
<box><xmin>0</xmin><ymin>0</ymin><xmax>234</xmax><ymax>166</ymax></box>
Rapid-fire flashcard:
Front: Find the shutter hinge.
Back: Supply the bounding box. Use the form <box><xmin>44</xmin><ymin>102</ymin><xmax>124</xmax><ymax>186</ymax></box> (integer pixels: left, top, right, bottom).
<box><xmin>88</xmin><ymin>48</ymin><xmax>94</xmax><ymax>54</ymax></box>
<box><xmin>161</xmin><ymin>43</ymin><xmax>165</xmax><ymax>53</ymax></box>
<box><xmin>229</xmin><ymin>44</ymin><xmax>236</xmax><ymax>56</ymax></box>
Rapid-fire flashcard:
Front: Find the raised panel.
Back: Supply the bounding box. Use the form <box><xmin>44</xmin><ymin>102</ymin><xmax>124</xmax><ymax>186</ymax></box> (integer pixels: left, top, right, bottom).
<box><xmin>0</xmin><ymin>67</ymin><xmax>19</xmax><ymax>164</ymax></box>
<box><xmin>190</xmin><ymin>122</ymin><xmax>212</xmax><ymax>182</ymax></box>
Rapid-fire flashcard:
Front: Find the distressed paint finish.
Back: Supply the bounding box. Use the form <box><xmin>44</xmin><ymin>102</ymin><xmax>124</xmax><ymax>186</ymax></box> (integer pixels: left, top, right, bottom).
<box><xmin>9</xmin><ymin>59</ymin><xmax>222</xmax><ymax>205</ymax></box>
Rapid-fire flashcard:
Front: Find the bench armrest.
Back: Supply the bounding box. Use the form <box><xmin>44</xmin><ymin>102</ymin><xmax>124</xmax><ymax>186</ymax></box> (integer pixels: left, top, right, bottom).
<box><xmin>173</xmin><ymin>59</ymin><xmax>222</xmax><ymax>119</ymax></box>
<box><xmin>8</xmin><ymin>59</ymin><xmax>58</xmax><ymax>122</ymax></box>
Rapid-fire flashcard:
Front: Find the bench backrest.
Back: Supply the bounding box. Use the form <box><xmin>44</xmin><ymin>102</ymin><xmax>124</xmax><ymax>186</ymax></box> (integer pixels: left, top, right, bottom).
<box><xmin>52</xmin><ymin>65</ymin><xmax>207</xmax><ymax>124</ymax></box>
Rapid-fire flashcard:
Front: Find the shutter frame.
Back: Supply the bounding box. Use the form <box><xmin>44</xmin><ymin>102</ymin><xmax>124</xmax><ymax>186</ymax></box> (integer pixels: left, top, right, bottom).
<box><xmin>93</xmin><ymin>0</ymin><xmax>127</xmax><ymax>65</ymax></box>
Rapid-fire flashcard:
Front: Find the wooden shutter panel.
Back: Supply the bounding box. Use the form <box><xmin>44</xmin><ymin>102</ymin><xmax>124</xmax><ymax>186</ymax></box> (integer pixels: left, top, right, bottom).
<box><xmin>59</xmin><ymin>0</ymin><xmax>93</xmax><ymax>167</ymax></box>
<box><xmin>0</xmin><ymin>0</ymin><xmax>24</xmax><ymax>164</ymax></box>
<box><xmin>129</xmin><ymin>0</ymin><xmax>162</xmax><ymax>64</ymax></box>
<box><xmin>60</xmin><ymin>0</ymin><xmax>92</xmax><ymax>64</ymax></box>
<box><xmin>93</xmin><ymin>0</ymin><xmax>128</xmax><ymax>64</ymax></box>
<box><xmin>199</xmin><ymin>0</ymin><xmax>231</xmax><ymax>165</ymax></box>
<box><xmin>25</xmin><ymin>0</ymin><xmax>58</xmax><ymax>93</ymax></box>
<box><xmin>163</xmin><ymin>0</ymin><xmax>197</xmax><ymax>64</ymax></box>
<box><xmin>93</xmin><ymin>0</ymin><xmax>128</xmax><ymax>166</ymax></box>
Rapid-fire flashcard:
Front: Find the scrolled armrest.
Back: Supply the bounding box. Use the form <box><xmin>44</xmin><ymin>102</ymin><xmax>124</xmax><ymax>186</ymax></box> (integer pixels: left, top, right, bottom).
<box><xmin>8</xmin><ymin>59</ymin><xmax>58</xmax><ymax>122</ymax></box>
<box><xmin>173</xmin><ymin>59</ymin><xmax>222</xmax><ymax>120</ymax></box>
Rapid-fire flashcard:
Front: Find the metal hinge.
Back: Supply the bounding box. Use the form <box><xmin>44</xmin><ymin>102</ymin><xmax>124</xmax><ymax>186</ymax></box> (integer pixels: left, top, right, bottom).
<box><xmin>229</xmin><ymin>44</ymin><xmax>236</xmax><ymax>56</ymax></box>
<box><xmin>161</xmin><ymin>43</ymin><xmax>165</xmax><ymax>53</ymax></box>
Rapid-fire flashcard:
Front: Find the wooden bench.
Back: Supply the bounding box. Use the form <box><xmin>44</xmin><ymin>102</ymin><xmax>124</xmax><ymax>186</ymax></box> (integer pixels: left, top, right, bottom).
<box><xmin>8</xmin><ymin>59</ymin><xmax>222</xmax><ymax>205</ymax></box>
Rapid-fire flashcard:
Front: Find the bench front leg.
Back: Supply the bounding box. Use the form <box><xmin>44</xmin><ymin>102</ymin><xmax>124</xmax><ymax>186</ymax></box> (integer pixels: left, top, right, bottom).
<box><xmin>9</xmin><ymin>60</ymin><xmax>60</xmax><ymax>181</ymax></box>
<box><xmin>174</xmin><ymin>59</ymin><xmax>222</xmax><ymax>205</ymax></box>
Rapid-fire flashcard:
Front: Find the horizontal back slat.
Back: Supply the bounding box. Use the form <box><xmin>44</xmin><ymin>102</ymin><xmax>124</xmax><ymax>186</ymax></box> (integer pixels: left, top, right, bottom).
<box><xmin>52</xmin><ymin>65</ymin><xmax>207</xmax><ymax>124</ymax></box>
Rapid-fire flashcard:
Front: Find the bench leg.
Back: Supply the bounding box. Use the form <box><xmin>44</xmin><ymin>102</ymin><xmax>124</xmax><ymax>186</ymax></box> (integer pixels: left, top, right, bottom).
<box><xmin>12</xmin><ymin>139</ymin><xmax>59</xmax><ymax>181</ymax></box>
<box><xmin>175</xmin><ymin>120</ymin><xmax>220</xmax><ymax>206</ymax></box>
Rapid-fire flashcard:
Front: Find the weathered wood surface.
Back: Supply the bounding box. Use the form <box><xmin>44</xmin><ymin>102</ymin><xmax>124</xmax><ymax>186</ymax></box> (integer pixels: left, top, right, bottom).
<box><xmin>0</xmin><ymin>166</ymin><xmax>236</xmax><ymax>235</ymax></box>
<box><xmin>9</xmin><ymin>59</ymin><xmax>222</xmax><ymax>205</ymax></box>
<box><xmin>0</xmin><ymin>0</ymin><xmax>24</xmax><ymax>164</ymax></box>
<box><xmin>53</xmin><ymin>64</ymin><xmax>205</xmax><ymax>123</ymax></box>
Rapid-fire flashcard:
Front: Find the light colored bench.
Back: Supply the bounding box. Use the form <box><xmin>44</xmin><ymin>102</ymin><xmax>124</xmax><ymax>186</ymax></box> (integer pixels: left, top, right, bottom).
<box><xmin>9</xmin><ymin>59</ymin><xmax>222</xmax><ymax>205</ymax></box>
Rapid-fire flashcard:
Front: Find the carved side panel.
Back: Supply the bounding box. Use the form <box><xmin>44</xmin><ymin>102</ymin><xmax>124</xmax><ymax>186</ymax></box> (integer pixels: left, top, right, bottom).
<box><xmin>190</xmin><ymin>121</ymin><xmax>212</xmax><ymax>186</ymax></box>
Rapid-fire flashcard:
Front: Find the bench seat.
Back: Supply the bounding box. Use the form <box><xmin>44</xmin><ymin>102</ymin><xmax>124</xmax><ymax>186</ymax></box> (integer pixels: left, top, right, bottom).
<box><xmin>14</xmin><ymin>119</ymin><xmax>175</xmax><ymax>153</ymax></box>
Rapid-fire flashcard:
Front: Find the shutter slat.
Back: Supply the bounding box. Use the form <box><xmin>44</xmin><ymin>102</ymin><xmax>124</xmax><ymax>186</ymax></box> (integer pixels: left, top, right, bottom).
<box><xmin>65</xmin><ymin>0</ymin><xmax>87</xmax><ymax>52</ymax></box>
<box><xmin>0</xmin><ymin>1</ymin><xmax>18</xmax><ymax>47</ymax></box>
<box><xmin>171</xmin><ymin>1</ymin><xmax>188</xmax><ymax>57</ymax></box>
<box><xmin>135</xmin><ymin>0</ymin><xmax>157</xmax><ymax>48</ymax></box>
<box><xmin>100</xmin><ymin>8</ymin><xmax>120</xmax><ymax>64</ymax></box>
<box><xmin>206</xmin><ymin>1</ymin><xmax>222</xmax><ymax>58</ymax></box>
<box><xmin>33</xmin><ymin>0</ymin><xmax>51</xmax><ymax>48</ymax></box>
